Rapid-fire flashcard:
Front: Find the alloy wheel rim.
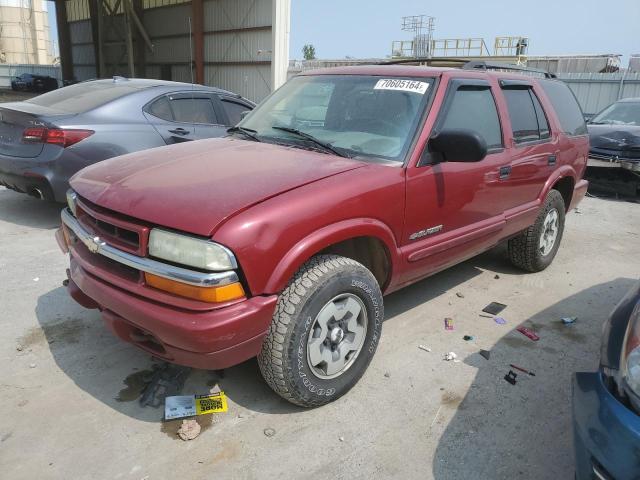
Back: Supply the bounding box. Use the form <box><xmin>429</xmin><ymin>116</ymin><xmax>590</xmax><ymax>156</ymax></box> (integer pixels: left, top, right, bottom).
<box><xmin>306</xmin><ymin>293</ymin><xmax>368</xmax><ymax>379</ymax></box>
<box><xmin>539</xmin><ymin>208</ymin><xmax>559</xmax><ymax>256</ymax></box>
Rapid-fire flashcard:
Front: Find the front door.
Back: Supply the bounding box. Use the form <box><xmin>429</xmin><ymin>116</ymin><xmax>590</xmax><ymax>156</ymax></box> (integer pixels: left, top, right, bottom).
<box><xmin>401</xmin><ymin>78</ymin><xmax>510</xmax><ymax>285</ymax></box>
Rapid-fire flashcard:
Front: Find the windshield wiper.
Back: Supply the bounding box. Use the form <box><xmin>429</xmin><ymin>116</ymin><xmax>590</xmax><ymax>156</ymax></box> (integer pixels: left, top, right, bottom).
<box><xmin>271</xmin><ymin>126</ymin><xmax>350</xmax><ymax>158</ymax></box>
<box><xmin>227</xmin><ymin>126</ymin><xmax>261</xmax><ymax>142</ymax></box>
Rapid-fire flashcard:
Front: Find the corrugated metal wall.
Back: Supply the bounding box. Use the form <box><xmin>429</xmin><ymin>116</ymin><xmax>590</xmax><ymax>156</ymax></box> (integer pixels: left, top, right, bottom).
<box><xmin>557</xmin><ymin>73</ymin><xmax>640</xmax><ymax>114</ymax></box>
<box><xmin>202</xmin><ymin>0</ymin><xmax>273</xmax><ymax>100</ymax></box>
<box><xmin>61</xmin><ymin>0</ymin><xmax>289</xmax><ymax>101</ymax></box>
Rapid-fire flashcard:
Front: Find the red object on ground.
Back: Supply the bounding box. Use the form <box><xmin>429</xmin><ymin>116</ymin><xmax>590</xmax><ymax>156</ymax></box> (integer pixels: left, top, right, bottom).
<box><xmin>516</xmin><ymin>326</ymin><xmax>540</xmax><ymax>341</ymax></box>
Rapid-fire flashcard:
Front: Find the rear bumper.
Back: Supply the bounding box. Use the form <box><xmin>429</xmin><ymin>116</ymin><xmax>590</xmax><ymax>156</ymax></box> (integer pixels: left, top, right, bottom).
<box><xmin>0</xmin><ymin>149</ymin><xmax>72</xmax><ymax>202</ymax></box>
<box><xmin>67</xmin><ymin>257</ymin><xmax>278</xmax><ymax>370</ymax></box>
<box><xmin>569</xmin><ymin>179</ymin><xmax>589</xmax><ymax>211</ymax></box>
<box><xmin>572</xmin><ymin>372</ymin><xmax>640</xmax><ymax>480</ymax></box>
<box><xmin>0</xmin><ymin>168</ymin><xmax>56</xmax><ymax>200</ymax></box>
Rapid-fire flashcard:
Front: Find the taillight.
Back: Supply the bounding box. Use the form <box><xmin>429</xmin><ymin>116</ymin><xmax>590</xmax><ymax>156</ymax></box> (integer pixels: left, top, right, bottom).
<box><xmin>22</xmin><ymin>127</ymin><xmax>94</xmax><ymax>148</ymax></box>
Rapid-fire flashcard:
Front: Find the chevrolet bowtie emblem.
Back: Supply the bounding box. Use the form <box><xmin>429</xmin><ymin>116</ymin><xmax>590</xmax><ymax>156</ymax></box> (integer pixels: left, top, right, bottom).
<box><xmin>84</xmin><ymin>236</ymin><xmax>105</xmax><ymax>253</ymax></box>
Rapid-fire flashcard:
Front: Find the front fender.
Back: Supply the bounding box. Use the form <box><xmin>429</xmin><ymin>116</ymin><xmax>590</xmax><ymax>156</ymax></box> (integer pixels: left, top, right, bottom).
<box><xmin>264</xmin><ymin>218</ymin><xmax>400</xmax><ymax>294</ymax></box>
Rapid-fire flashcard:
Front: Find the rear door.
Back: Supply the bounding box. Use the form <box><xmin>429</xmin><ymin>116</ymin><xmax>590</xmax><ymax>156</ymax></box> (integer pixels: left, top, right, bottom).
<box><xmin>144</xmin><ymin>92</ymin><xmax>228</xmax><ymax>143</ymax></box>
<box><xmin>402</xmin><ymin>77</ymin><xmax>510</xmax><ymax>283</ymax></box>
<box><xmin>497</xmin><ymin>80</ymin><xmax>559</xmax><ymax>212</ymax></box>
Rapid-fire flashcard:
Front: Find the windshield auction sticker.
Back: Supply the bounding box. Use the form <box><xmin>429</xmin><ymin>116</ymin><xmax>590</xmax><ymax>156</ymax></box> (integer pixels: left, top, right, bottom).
<box><xmin>374</xmin><ymin>79</ymin><xmax>429</xmax><ymax>94</ymax></box>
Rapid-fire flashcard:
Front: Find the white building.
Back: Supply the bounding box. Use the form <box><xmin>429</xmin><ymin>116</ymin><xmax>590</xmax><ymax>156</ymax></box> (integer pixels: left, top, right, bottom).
<box><xmin>0</xmin><ymin>0</ymin><xmax>55</xmax><ymax>64</ymax></box>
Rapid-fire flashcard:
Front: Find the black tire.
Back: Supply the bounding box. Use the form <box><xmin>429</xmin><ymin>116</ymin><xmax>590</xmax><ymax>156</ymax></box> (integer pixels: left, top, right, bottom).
<box><xmin>258</xmin><ymin>254</ymin><xmax>383</xmax><ymax>407</ymax></box>
<box><xmin>508</xmin><ymin>189</ymin><xmax>566</xmax><ymax>272</ymax></box>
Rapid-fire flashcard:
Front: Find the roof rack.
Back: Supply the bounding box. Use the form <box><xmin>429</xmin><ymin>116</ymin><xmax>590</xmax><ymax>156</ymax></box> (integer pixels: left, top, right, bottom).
<box><xmin>379</xmin><ymin>57</ymin><xmax>469</xmax><ymax>67</ymax></box>
<box><xmin>378</xmin><ymin>57</ymin><xmax>555</xmax><ymax>78</ymax></box>
<box><xmin>462</xmin><ymin>61</ymin><xmax>556</xmax><ymax>78</ymax></box>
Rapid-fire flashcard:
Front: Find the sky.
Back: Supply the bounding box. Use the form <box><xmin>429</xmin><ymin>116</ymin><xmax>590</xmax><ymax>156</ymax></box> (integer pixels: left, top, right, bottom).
<box><xmin>290</xmin><ymin>0</ymin><xmax>640</xmax><ymax>63</ymax></box>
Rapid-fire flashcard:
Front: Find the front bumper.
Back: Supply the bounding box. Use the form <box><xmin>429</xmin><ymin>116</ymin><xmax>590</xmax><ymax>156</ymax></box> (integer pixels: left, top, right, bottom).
<box><xmin>59</xmin><ymin>208</ymin><xmax>278</xmax><ymax>370</ymax></box>
<box><xmin>572</xmin><ymin>372</ymin><xmax>640</xmax><ymax>480</ymax></box>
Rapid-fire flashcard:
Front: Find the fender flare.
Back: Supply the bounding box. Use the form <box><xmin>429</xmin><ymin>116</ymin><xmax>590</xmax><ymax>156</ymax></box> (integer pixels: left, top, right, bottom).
<box><xmin>539</xmin><ymin>165</ymin><xmax>576</xmax><ymax>205</ymax></box>
<box><xmin>263</xmin><ymin>218</ymin><xmax>400</xmax><ymax>294</ymax></box>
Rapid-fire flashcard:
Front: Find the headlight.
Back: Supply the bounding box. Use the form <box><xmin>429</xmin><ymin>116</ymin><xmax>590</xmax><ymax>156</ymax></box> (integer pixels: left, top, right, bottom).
<box><xmin>148</xmin><ymin>229</ymin><xmax>237</xmax><ymax>271</ymax></box>
<box><xmin>621</xmin><ymin>302</ymin><xmax>640</xmax><ymax>410</ymax></box>
<box><xmin>66</xmin><ymin>189</ymin><xmax>78</xmax><ymax>216</ymax></box>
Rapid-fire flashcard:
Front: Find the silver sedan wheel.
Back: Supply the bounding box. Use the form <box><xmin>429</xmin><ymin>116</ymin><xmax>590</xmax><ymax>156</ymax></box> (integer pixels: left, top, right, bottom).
<box><xmin>306</xmin><ymin>293</ymin><xmax>368</xmax><ymax>379</ymax></box>
<box><xmin>539</xmin><ymin>208</ymin><xmax>559</xmax><ymax>256</ymax></box>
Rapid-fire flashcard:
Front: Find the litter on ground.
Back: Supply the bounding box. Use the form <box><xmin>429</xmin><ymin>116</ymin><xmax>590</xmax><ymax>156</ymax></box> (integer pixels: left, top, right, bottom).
<box><xmin>444</xmin><ymin>318</ymin><xmax>454</xmax><ymax>330</ymax></box>
<box><xmin>516</xmin><ymin>326</ymin><xmax>540</xmax><ymax>341</ymax></box>
<box><xmin>561</xmin><ymin>316</ymin><xmax>577</xmax><ymax>325</ymax></box>
<box><xmin>164</xmin><ymin>392</ymin><xmax>228</xmax><ymax>420</ymax></box>
<box><xmin>177</xmin><ymin>419</ymin><xmax>201</xmax><ymax>441</ymax></box>
<box><xmin>504</xmin><ymin>370</ymin><xmax>518</xmax><ymax>385</ymax></box>
<box><xmin>510</xmin><ymin>364</ymin><xmax>536</xmax><ymax>376</ymax></box>
<box><xmin>482</xmin><ymin>302</ymin><xmax>507</xmax><ymax>315</ymax></box>
<box><xmin>443</xmin><ymin>352</ymin><xmax>457</xmax><ymax>361</ymax></box>
<box><xmin>494</xmin><ymin>317</ymin><xmax>507</xmax><ymax>325</ymax></box>
<box><xmin>418</xmin><ymin>345</ymin><xmax>431</xmax><ymax>352</ymax></box>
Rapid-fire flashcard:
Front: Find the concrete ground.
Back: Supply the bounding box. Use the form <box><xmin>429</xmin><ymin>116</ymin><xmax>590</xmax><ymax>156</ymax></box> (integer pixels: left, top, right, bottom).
<box><xmin>0</xmin><ymin>186</ymin><xmax>638</xmax><ymax>479</ymax></box>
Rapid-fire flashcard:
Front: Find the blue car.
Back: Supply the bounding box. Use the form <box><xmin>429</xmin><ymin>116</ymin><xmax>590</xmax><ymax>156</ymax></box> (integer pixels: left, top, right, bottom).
<box><xmin>573</xmin><ymin>279</ymin><xmax>640</xmax><ymax>479</ymax></box>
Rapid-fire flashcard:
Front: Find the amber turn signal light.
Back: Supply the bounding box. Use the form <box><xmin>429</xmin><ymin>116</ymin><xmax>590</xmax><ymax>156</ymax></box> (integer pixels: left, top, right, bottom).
<box><xmin>144</xmin><ymin>273</ymin><xmax>245</xmax><ymax>303</ymax></box>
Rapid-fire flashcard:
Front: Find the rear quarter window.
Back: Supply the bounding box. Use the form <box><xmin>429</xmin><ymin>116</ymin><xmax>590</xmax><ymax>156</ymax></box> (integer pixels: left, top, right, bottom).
<box><xmin>539</xmin><ymin>79</ymin><xmax>587</xmax><ymax>136</ymax></box>
<box><xmin>25</xmin><ymin>81</ymin><xmax>143</xmax><ymax>114</ymax></box>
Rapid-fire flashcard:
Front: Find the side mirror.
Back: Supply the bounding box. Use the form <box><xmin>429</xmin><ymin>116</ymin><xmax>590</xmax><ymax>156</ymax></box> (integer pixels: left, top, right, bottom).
<box><xmin>427</xmin><ymin>129</ymin><xmax>488</xmax><ymax>163</ymax></box>
<box><xmin>240</xmin><ymin>110</ymin><xmax>250</xmax><ymax>120</ymax></box>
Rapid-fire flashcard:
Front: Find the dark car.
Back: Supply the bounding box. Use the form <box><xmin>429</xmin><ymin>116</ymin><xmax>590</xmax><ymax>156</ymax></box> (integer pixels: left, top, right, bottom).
<box><xmin>0</xmin><ymin>77</ymin><xmax>254</xmax><ymax>202</ymax></box>
<box><xmin>11</xmin><ymin>73</ymin><xmax>58</xmax><ymax>92</ymax></box>
<box><xmin>588</xmin><ymin>97</ymin><xmax>640</xmax><ymax>171</ymax></box>
<box><xmin>573</xmin><ymin>280</ymin><xmax>640</xmax><ymax>480</ymax></box>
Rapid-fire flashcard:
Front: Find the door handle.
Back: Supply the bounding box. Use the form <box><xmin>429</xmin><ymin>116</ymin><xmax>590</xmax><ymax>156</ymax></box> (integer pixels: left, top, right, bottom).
<box><xmin>548</xmin><ymin>154</ymin><xmax>557</xmax><ymax>166</ymax></box>
<box><xmin>499</xmin><ymin>165</ymin><xmax>511</xmax><ymax>179</ymax></box>
<box><xmin>168</xmin><ymin>128</ymin><xmax>189</xmax><ymax>135</ymax></box>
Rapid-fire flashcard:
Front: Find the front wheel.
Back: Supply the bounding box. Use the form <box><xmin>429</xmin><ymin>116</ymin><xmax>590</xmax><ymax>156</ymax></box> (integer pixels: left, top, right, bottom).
<box><xmin>258</xmin><ymin>255</ymin><xmax>383</xmax><ymax>407</ymax></box>
<box><xmin>508</xmin><ymin>189</ymin><xmax>566</xmax><ymax>272</ymax></box>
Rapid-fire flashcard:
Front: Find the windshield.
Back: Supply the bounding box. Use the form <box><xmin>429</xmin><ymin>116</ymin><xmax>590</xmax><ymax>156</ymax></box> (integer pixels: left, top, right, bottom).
<box><xmin>591</xmin><ymin>102</ymin><xmax>640</xmax><ymax>126</ymax></box>
<box><xmin>238</xmin><ymin>75</ymin><xmax>434</xmax><ymax>162</ymax></box>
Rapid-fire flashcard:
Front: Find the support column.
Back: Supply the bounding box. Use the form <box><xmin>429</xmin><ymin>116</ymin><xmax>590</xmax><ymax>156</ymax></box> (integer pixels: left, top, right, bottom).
<box><xmin>88</xmin><ymin>0</ymin><xmax>102</xmax><ymax>77</ymax></box>
<box><xmin>55</xmin><ymin>0</ymin><xmax>74</xmax><ymax>82</ymax></box>
<box><xmin>270</xmin><ymin>0</ymin><xmax>291</xmax><ymax>91</ymax></box>
<box><xmin>132</xmin><ymin>0</ymin><xmax>146</xmax><ymax>77</ymax></box>
<box><xmin>191</xmin><ymin>0</ymin><xmax>204</xmax><ymax>84</ymax></box>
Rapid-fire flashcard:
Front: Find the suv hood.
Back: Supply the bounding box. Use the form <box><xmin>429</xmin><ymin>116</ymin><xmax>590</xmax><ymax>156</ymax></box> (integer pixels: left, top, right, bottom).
<box><xmin>70</xmin><ymin>137</ymin><xmax>365</xmax><ymax>236</ymax></box>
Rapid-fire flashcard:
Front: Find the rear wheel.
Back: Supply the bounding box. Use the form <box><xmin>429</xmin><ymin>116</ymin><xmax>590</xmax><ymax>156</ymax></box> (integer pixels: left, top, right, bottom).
<box><xmin>258</xmin><ymin>255</ymin><xmax>383</xmax><ymax>407</ymax></box>
<box><xmin>508</xmin><ymin>189</ymin><xmax>566</xmax><ymax>272</ymax></box>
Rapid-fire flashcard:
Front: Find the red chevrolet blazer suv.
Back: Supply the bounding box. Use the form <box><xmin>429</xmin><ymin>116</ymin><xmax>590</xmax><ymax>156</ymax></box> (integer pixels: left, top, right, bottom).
<box><xmin>57</xmin><ymin>65</ymin><xmax>589</xmax><ymax>407</ymax></box>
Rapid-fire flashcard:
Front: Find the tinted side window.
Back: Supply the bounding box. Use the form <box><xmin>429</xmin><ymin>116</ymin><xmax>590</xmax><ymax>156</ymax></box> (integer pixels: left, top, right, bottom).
<box><xmin>222</xmin><ymin>99</ymin><xmax>250</xmax><ymax>126</ymax></box>
<box><xmin>170</xmin><ymin>98</ymin><xmax>218</xmax><ymax>124</ymax></box>
<box><xmin>531</xmin><ymin>92</ymin><xmax>550</xmax><ymax>139</ymax></box>
<box><xmin>503</xmin><ymin>88</ymin><xmax>547</xmax><ymax>143</ymax></box>
<box><xmin>539</xmin><ymin>79</ymin><xmax>587</xmax><ymax>136</ymax></box>
<box><xmin>146</xmin><ymin>96</ymin><xmax>173</xmax><ymax>121</ymax></box>
<box><xmin>440</xmin><ymin>86</ymin><xmax>502</xmax><ymax>149</ymax></box>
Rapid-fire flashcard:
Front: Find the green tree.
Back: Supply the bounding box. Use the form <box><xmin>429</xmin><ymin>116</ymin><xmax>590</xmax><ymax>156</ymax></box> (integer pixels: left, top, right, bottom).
<box><xmin>302</xmin><ymin>44</ymin><xmax>316</xmax><ymax>60</ymax></box>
